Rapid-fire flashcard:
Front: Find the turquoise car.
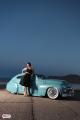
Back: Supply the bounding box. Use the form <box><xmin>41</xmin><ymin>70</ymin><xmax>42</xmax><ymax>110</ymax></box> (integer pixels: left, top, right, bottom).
<box><xmin>6</xmin><ymin>73</ymin><xmax>74</xmax><ymax>99</ymax></box>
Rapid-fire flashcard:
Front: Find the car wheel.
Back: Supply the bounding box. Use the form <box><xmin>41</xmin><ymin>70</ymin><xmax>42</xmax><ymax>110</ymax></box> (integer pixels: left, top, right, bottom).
<box><xmin>47</xmin><ymin>87</ymin><xmax>59</xmax><ymax>99</ymax></box>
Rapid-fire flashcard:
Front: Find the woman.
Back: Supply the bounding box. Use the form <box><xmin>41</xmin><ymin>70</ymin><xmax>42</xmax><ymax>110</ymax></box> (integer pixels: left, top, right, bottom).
<box><xmin>20</xmin><ymin>62</ymin><xmax>34</xmax><ymax>96</ymax></box>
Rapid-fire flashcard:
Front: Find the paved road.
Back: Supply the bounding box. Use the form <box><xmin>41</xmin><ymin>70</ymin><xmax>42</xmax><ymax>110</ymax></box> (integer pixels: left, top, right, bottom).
<box><xmin>0</xmin><ymin>90</ymin><xmax>80</xmax><ymax>120</ymax></box>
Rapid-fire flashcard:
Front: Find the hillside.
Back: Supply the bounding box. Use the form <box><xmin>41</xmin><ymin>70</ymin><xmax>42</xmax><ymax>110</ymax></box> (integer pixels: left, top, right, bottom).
<box><xmin>47</xmin><ymin>74</ymin><xmax>80</xmax><ymax>84</ymax></box>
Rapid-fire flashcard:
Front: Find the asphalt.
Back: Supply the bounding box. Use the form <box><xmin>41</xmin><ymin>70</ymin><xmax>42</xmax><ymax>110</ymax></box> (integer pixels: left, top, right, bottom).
<box><xmin>0</xmin><ymin>90</ymin><xmax>80</xmax><ymax>120</ymax></box>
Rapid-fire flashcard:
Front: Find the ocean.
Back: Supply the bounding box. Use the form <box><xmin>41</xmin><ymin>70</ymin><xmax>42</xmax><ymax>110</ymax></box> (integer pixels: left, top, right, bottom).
<box><xmin>72</xmin><ymin>84</ymin><xmax>80</xmax><ymax>90</ymax></box>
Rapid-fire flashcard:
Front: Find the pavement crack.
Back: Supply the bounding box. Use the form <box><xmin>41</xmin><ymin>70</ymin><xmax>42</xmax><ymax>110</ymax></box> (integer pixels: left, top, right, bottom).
<box><xmin>31</xmin><ymin>97</ymin><xmax>36</xmax><ymax>120</ymax></box>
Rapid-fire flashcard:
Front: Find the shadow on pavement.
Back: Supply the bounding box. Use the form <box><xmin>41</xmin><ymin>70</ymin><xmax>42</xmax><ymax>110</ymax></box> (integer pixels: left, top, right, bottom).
<box><xmin>58</xmin><ymin>93</ymin><xmax>80</xmax><ymax>101</ymax></box>
<box><xmin>41</xmin><ymin>94</ymin><xmax>80</xmax><ymax>101</ymax></box>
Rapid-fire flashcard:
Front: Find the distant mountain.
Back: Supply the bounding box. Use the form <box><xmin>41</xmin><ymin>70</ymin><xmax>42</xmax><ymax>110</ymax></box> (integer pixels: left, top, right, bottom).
<box><xmin>0</xmin><ymin>74</ymin><xmax>80</xmax><ymax>84</ymax></box>
<box><xmin>47</xmin><ymin>74</ymin><xmax>80</xmax><ymax>84</ymax></box>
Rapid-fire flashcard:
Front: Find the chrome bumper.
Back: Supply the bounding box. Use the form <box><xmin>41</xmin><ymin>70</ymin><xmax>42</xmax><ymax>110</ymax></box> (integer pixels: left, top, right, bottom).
<box><xmin>62</xmin><ymin>88</ymin><xmax>74</xmax><ymax>97</ymax></box>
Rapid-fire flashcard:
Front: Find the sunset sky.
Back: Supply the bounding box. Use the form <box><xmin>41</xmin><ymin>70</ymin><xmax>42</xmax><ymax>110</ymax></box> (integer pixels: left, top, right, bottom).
<box><xmin>0</xmin><ymin>0</ymin><xmax>80</xmax><ymax>77</ymax></box>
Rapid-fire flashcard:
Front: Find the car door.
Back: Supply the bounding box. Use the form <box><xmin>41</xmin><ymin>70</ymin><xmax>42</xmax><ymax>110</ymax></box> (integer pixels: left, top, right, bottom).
<box><xmin>35</xmin><ymin>76</ymin><xmax>46</xmax><ymax>96</ymax></box>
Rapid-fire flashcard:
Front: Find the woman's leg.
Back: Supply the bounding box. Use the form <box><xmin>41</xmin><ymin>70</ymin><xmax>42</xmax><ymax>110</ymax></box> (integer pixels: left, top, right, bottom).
<box><xmin>27</xmin><ymin>87</ymin><xmax>30</xmax><ymax>96</ymax></box>
<box><xmin>24</xmin><ymin>86</ymin><xmax>27</xmax><ymax>96</ymax></box>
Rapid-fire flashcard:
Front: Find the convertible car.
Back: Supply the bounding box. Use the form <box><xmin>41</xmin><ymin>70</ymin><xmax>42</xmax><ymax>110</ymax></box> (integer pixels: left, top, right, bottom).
<box><xmin>6</xmin><ymin>73</ymin><xmax>74</xmax><ymax>99</ymax></box>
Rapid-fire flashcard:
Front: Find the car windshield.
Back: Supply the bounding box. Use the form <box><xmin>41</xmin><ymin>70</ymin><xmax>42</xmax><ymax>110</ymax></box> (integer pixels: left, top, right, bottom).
<box><xmin>62</xmin><ymin>80</ymin><xmax>71</xmax><ymax>87</ymax></box>
<box><xmin>36</xmin><ymin>74</ymin><xmax>45</xmax><ymax>79</ymax></box>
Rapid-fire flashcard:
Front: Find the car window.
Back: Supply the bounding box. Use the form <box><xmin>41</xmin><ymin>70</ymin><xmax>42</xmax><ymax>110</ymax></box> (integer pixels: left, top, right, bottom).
<box><xmin>17</xmin><ymin>75</ymin><xmax>23</xmax><ymax>79</ymax></box>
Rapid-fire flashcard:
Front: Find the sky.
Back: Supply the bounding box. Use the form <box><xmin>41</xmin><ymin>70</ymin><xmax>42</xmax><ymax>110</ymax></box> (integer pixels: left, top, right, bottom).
<box><xmin>0</xmin><ymin>0</ymin><xmax>80</xmax><ymax>77</ymax></box>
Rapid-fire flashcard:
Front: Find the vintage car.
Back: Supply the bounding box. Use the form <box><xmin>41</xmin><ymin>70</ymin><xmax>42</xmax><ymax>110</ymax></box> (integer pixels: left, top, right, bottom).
<box><xmin>6</xmin><ymin>73</ymin><xmax>74</xmax><ymax>99</ymax></box>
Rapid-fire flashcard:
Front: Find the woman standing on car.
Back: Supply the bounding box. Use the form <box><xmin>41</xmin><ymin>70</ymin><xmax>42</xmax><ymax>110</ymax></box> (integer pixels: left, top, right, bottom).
<box><xmin>20</xmin><ymin>62</ymin><xmax>34</xmax><ymax>96</ymax></box>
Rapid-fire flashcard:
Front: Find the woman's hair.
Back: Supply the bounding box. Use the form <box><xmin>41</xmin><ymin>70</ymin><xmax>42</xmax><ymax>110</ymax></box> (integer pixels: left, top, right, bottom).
<box><xmin>27</xmin><ymin>62</ymin><xmax>32</xmax><ymax>67</ymax></box>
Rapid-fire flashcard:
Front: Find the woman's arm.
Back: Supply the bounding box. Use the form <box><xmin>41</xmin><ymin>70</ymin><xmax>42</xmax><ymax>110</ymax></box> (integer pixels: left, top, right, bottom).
<box><xmin>22</xmin><ymin>67</ymin><xmax>27</xmax><ymax>73</ymax></box>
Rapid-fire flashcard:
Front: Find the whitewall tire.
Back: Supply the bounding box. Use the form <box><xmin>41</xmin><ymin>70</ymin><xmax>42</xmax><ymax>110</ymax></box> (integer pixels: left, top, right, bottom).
<box><xmin>47</xmin><ymin>87</ymin><xmax>59</xmax><ymax>99</ymax></box>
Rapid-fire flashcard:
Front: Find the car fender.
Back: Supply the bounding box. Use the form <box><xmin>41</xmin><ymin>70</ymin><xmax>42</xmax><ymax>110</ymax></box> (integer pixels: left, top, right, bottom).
<box><xmin>6</xmin><ymin>83</ymin><xmax>18</xmax><ymax>94</ymax></box>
